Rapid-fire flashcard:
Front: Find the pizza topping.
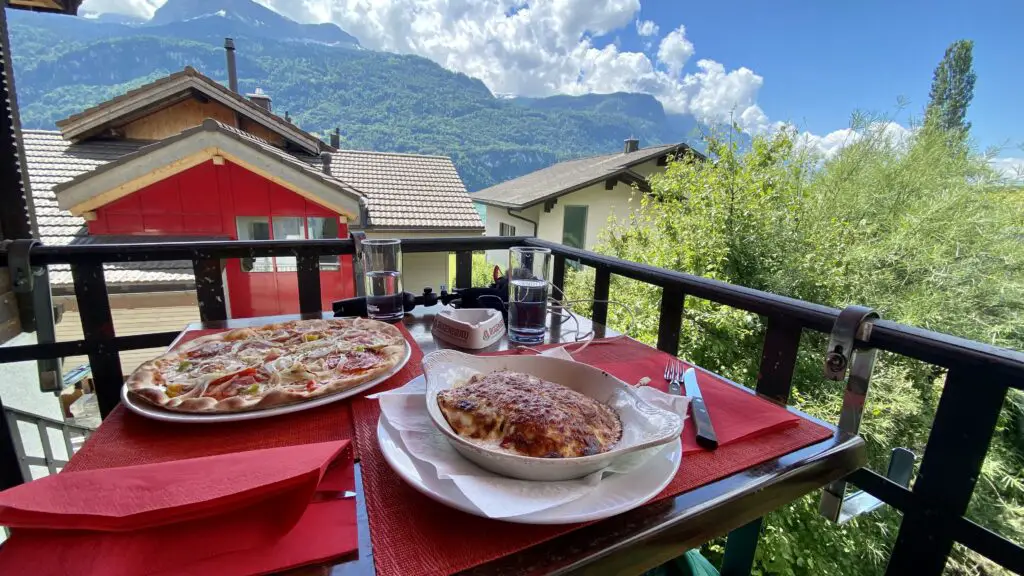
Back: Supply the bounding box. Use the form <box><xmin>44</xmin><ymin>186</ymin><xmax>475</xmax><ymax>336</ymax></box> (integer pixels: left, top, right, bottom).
<box><xmin>342</xmin><ymin>332</ymin><xmax>379</xmax><ymax>345</ymax></box>
<box><xmin>341</xmin><ymin>351</ymin><xmax>382</xmax><ymax>372</ymax></box>
<box><xmin>303</xmin><ymin>345</ymin><xmax>335</xmax><ymax>360</ymax></box>
<box><xmin>323</xmin><ymin>354</ymin><xmax>345</xmax><ymax>369</ymax></box>
<box><xmin>205</xmin><ymin>370</ymin><xmax>265</xmax><ymax>400</ymax></box>
<box><xmin>209</xmin><ymin>367</ymin><xmax>257</xmax><ymax>387</ymax></box>
<box><xmin>264</xmin><ymin>356</ymin><xmax>294</xmax><ymax>374</ymax></box>
<box><xmin>187</xmin><ymin>341</ymin><xmax>232</xmax><ymax>359</ymax></box>
<box><xmin>176</xmin><ymin>360</ymin><xmax>191</xmax><ymax>372</ymax></box>
<box><xmin>241</xmin><ymin>340</ymin><xmax>274</xmax><ymax>350</ymax></box>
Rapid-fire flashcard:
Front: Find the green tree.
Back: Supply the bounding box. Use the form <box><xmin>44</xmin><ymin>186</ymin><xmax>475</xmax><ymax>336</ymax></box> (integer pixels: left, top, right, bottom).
<box><xmin>925</xmin><ymin>40</ymin><xmax>976</xmax><ymax>135</ymax></box>
<box><xmin>565</xmin><ymin>121</ymin><xmax>1024</xmax><ymax>575</ymax></box>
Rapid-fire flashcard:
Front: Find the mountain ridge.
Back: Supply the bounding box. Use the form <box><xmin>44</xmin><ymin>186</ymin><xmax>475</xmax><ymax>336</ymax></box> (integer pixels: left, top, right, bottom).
<box><xmin>8</xmin><ymin>0</ymin><xmax>708</xmax><ymax>191</ymax></box>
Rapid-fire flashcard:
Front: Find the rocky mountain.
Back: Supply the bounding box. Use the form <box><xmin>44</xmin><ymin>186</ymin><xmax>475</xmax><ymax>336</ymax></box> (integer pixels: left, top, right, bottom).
<box><xmin>7</xmin><ymin>0</ymin><xmax>705</xmax><ymax>191</ymax></box>
<box><xmin>146</xmin><ymin>0</ymin><xmax>359</xmax><ymax>46</ymax></box>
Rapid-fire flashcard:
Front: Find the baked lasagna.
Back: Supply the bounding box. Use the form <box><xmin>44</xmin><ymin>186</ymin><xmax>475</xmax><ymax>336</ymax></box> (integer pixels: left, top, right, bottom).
<box><xmin>436</xmin><ymin>370</ymin><xmax>622</xmax><ymax>458</ymax></box>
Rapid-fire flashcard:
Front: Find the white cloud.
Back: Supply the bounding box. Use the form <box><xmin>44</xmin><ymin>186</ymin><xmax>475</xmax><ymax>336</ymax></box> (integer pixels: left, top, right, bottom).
<box><xmin>793</xmin><ymin>122</ymin><xmax>913</xmax><ymax>158</ymax></box>
<box><xmin>80</xmin><ymin>0</ymin><xmax>161</xmax><ymax>18</ymax></box>
<box><xmin>635</xmin><ymin>19</ymin><xmax>658</xmax><ymax>37</ymax></box>
<box><xmin>245</xmin><ymin>1</ymin><xmax>776</xmax><ymax>131</ymax></box>
<box><xmin>76</xmin><ymin>0</ymin><xmax>789</xmax><ymax>138</ymax></box>
<box><xmin>656</xmin><ymin>25</ymin><xmax>694</xmax><ymax>77</ymax></box>
<box><xmin>990</xmin><ymin>157</ymin><xmax>1024</xmax><ymax>179</ymax></box>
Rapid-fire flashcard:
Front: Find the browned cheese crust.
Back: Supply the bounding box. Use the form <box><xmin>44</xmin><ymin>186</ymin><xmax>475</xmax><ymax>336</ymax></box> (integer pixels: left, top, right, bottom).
<box><xmin>436</xmin><ymin>370</ymin><xmax>622</xmax><ymax>458</ymax></box>
<box><xmin>126</xmin><ymin>317</ymin><xmax>407</xmax><ymax>414</ymax></box>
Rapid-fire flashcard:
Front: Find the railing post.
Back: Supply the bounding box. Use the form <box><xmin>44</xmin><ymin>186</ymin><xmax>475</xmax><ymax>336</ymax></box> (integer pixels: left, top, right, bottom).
<box><xmin>886</xmin><ymin>367</ymin><xmax>1008</xmax><ymax>575</ymax></box>
<box><xmin>0</xmin><ymin>396</ymin><xmax>25</xmax><ymax>490</ymax></box>
<box><xmin>756</xmin><ymin>316</ymin><xmax>803</xmax><ymax>404</ymax></box>
<box><xmin>592</xmin><ymin>266</ymin><xmax>610</xmax><ymax>326</ymax></box>
<box><xmin>296</xmin><ymin>253</ymin><xmax>322</xmax><ymax>314</ymax></box>
<box><xmin>192</xmin><ymin>257</ymin><xmax>227</xmax><ymax>322</ymax></box>
<box><xmin>656</xmin><ymin>286</ymin><xmax>685</xmax><ymax>355</ymax></box>
<box><xmin>721</xmin><ymin>518</ymin><xmax>762</xmax><ymax>576</ymax></box>
<box><xmin>71</xmin><ymin>261</ymin><xmax>123</xmax><ymax>418</ymax></box>
<box><xmin>551</xmin><ymin>254</ymin><xmax>566</xmax><ymax>301</ymax></box>
<box><xmin>351</xmin><ymin>231</ymin><xmax>366</xmax><ymax>297</ymax></box>
<box><xmin>455</xmin><ymin>251</ymin><xmax>472</xmax><ymax>289</ymax></box>
<box><xmin>718</xmin><ymin>317</ymin><xmax>806</xmax><ymax>568</ymax></box>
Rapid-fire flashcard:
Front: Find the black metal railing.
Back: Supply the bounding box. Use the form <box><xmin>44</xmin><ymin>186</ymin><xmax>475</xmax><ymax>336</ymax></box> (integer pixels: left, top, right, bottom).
<box><xmin>0</xmin><ymin>234</ymin><xmax>1021</xmax><ymax>576</ymax></box>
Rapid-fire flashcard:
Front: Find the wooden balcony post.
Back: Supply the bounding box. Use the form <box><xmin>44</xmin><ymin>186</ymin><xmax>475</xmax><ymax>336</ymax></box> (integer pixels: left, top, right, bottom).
<box><xmin>192</xmin><ymin>257</ymin><xmax>227</xmax><ymax>322</ymax></box>
<box><xmin>71</xmin><ymin>261</ymin><xmax>123</xmax><ymax>418</ymax></box>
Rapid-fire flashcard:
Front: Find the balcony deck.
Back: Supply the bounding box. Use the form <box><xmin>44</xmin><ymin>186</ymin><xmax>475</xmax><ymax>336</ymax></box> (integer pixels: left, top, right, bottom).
<box><xmin>0</xmin><ymin>235</ymin><xmax>1021</xmax><ymax>575</ymax></box>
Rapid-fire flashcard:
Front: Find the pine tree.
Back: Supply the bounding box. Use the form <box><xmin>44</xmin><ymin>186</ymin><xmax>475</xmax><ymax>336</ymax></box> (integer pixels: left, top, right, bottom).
<box><xmin>925</xmin><ymin>40</ymin><xmax>976</xmax><ymax>135</ymax></box>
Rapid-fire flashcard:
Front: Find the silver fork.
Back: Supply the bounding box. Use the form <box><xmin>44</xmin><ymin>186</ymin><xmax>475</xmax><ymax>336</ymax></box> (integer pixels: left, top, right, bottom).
<box><xmin>663</xmin><ymin>360</ymin><xmax>682</xmax><ymax>395</ymax></box>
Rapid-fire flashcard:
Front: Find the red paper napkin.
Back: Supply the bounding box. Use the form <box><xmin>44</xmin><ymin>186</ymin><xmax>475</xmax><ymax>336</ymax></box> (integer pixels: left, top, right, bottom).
<box><xmin>566</xmin><ymin>338</ymin><xmax>801</xmax><ymax>453</ymax></box>
<box><xmin>0</xmin><ymin>440</ymin><xmax>357</xmax><ymax>576</ymax></box>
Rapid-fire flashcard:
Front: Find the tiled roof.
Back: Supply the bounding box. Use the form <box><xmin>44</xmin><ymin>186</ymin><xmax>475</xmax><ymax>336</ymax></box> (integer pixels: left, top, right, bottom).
<box><xmin>53</xmin><ymin>119</ymin><xmax>366</xmax><ymax>216</ymax></box>
<box><xmin>21</xmin><ymin>130</ymin><xmax>185</xmax><ymax>288</ymax></box>
<box><xmin>23</xmin><ymin>129</ymin><xmax>482</xmax><ymax>287</ymax></box>
<box><xmin>313</xmin><ymin>150</ymin><xmax>483</xmax><ymax>229</ymax></box>
<box><xmin>56</xmin><ymin>67</ymin><xmax>324</xmax><ymax>155</ymax></box>
<box><xmin>472</xmin><ymin>144</ymin><xmax>696</xmax><ymax>209</ymax></box>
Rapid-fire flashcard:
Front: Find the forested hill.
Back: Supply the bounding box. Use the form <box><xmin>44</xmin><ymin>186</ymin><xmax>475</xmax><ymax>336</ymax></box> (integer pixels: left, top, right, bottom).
<box><xmin>6</xmin><ymin>0</ymin><xmax>703</xmax><ymax>191</ymax></box>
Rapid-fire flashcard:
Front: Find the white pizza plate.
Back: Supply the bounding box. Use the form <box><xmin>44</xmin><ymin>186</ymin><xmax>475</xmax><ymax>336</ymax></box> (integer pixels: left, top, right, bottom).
<box><xmin>121</xmin><ymin>341</ymin><xmax>412</xmax><ymax>424</ymax></box>
<box><xmin>377</xmin><ymin>413</ymin><xmax>683</xmax><ymax>524</ymax></box>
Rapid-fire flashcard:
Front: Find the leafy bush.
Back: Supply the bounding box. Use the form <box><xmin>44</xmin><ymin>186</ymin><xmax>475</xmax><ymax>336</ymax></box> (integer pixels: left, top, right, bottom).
<box><xmin>447</xmin><ymin>253</ymin><xmax>502</xmax><ymax>290</ymax></box>
<box><xmin>566</xmin><ymin>119</ymin><xmax>1024</xmax><ymax>575</ymax></box>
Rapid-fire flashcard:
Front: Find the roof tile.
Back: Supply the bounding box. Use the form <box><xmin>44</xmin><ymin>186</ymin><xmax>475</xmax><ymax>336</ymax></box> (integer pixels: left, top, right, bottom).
<box><xmin>472</xmin><ymin>144</ymin><xmax>694</xmax><ymax>208</ymax></box>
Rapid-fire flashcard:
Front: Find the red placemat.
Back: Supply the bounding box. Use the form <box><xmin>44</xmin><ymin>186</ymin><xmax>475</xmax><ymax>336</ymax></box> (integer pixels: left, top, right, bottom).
<box><xmin>65</xmin><ymin>322</ymin><xmax>422</xmax><ymax>471</ymax></box>
<box><xmin>351</xmin><ymin>337</ymin><xmax>834</xmax><ymax>576</ymax></box>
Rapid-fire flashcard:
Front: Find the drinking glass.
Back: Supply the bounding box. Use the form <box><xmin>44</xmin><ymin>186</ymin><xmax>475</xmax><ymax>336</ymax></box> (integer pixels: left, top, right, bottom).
<box><xmin>507</xmin><ymin>246</ymin><xmax>551</xmax><ymax>343</ymax></box>
<box><xmin>362</xmin><ymin>239</ymin><xmax>404</xmax><ymax>321</ymax></box>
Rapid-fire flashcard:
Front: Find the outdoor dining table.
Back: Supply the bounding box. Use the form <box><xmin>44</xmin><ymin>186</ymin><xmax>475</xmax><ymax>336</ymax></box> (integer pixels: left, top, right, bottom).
<box><xmin>59</xmin><ymin>305</ymin><xmax>866</xmax><ymax>576</ymax></box>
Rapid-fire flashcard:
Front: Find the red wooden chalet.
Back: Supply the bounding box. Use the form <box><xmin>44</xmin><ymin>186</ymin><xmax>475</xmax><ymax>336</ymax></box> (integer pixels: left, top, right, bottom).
<box><xmin>24</xmin><ymin>62</ymin><xmax>482</xmax><ymax>354</ymax></box>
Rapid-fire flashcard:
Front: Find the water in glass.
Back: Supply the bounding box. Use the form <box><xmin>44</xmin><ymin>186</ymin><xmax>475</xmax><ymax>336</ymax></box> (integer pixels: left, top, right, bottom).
<box><xmin>365</xmin><ymin>270</ymin><xmax>403</xmax><ymax>321</ymax></box>
<box><xmin>362</xmin><ymin>239</ymin><xmax>403</xmax><ymax>321</ymax></box>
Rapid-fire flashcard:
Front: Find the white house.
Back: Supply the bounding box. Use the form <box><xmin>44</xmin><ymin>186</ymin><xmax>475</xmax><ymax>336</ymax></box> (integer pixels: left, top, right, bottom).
<box><xmin>472</xmin><ymin>139</ymin><xmax>700</xmax><ymax>268</ymax></box>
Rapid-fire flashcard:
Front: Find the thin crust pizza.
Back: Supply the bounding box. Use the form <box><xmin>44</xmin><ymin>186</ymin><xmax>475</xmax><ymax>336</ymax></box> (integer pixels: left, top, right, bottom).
<box><xmin>127</xmin><ymin>318</ymin><xmax>407</xmax><ymax>413</ymax></box>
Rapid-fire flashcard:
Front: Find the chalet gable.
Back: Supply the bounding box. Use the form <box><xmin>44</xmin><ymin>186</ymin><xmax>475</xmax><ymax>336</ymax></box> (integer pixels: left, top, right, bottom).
<box><xmin>471</xmin><ymin>142</ymin><xmax>702</xmax><ymax>210</ymax></box>
<box><xmin>55</xmin><ymin>67</ymin><xmax>325</xmax><ymax>155</ymax></box>
<box><xmin>53</xmin><ymin>119</ymin><xmax>367</xmax><ymax>222</ymax></box>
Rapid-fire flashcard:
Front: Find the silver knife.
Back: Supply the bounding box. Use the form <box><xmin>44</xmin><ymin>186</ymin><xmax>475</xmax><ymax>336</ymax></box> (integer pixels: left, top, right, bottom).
<box><xmin>683</xmin><ymin>368</ymin><xmax>718</xmax><ymax>450</ymax></box>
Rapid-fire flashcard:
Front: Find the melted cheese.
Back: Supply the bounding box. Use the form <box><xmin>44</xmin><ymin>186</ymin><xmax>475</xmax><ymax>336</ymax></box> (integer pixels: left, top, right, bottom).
<box><xmin>436</xmin><ymin>371</ymin><xmax>622</xmax><ymax>458</ymax></box>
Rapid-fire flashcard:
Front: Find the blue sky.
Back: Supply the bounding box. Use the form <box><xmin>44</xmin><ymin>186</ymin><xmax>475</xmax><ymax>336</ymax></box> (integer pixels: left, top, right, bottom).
<box><xmin>622</xmin><ymin>0</ymin><xmax>1023</xmax><ymax>155</ymax></box>
<box><xmin>84</xmin><ymin>0</ymin><xmax>1024</xmax><ymax>167</ymax></box>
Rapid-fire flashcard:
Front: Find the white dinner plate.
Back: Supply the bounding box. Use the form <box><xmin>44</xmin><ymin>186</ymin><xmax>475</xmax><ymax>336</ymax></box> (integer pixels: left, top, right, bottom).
<box><xmin>376</xmin><ymin>415</ymin><xmax>683</xmax><ymax>524</ymax></box>
<box><xmin>121</xmin><ymin>342</ymin><xmax>411</xmax><ymax>424</ymax></box>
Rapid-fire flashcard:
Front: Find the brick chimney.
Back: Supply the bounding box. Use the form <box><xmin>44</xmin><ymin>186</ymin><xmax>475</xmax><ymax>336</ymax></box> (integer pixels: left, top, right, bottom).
<box><xmin>247</xmin><ymin>88</ymin><xmax>272</xmax><ymax>112</ymax></box>
<box><xmin>330</xmin><ymin>127</ymin><xmax>340</xmax><ymax>148</ymax></box>
<box><xmin>624</xmin><ymin>137</ymin><xmax>640</xmax><ymax>153</ymax></box>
